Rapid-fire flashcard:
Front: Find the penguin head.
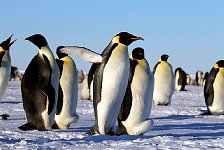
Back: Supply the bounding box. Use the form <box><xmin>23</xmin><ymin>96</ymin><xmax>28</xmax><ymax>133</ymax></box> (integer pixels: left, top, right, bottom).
<box><xmin>25</xmin><ymin>34</ymin><xmax>48</xmax><ymax>49</ymax></box>
<box><xmin>114</xmin><ymin>32</ymin><xmax>144</xmax><ymax>46</ymax></box>
<box><xmin>132</xmin><ymin>47</ymin><xmax>145</xmax><ymax>60</ymax></box>
<box><xmin>160</xmin><ymin>54</ymin><xmax>169</xmax><ymax>62</ymax></box>
<box><xmin>56</xmin><ymin>46</ymin><xmax>68</xmax><ymax>59</ymax></box>
<box><xmin>0</xmin><ymin>35</ymin><xmax>16</xmax><ymax>51</ymax></box>
<box><xmin>214</xmin><ymin>60</ymin><xmax>224</xmax><ymax>68</ymax></box>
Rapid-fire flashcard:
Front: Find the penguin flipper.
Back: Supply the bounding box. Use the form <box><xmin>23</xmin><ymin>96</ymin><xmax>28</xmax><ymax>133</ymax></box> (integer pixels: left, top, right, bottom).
<box><xmin>58</xmin><ymin>46</ymin><xmax>102</xmax><ymax>63</ymax></box>
<box><xmin>18</xmin><ymin>123</ymin><xmax>36</xmax><ymax>131</ymax></box>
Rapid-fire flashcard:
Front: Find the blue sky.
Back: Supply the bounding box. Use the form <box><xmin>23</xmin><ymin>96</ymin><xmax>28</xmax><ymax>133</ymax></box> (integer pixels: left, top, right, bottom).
<box><xmin>1</xmin><ymin>0</ymin><xmax>224</xmax><ymax>74</ymax></box>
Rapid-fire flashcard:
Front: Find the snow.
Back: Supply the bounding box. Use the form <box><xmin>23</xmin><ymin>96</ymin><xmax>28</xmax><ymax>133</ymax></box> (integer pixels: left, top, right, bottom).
<box><xmin>0</xmin><ymin>81</ymin><xmax>224</xmax><ymax>149</ymax></box>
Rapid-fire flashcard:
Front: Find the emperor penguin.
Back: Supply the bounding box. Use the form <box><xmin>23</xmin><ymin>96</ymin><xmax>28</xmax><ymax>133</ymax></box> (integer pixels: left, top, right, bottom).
<box><xmin>116</xmin><ymin>47</ymin><xmax>154</xmax><ymax>135</ymax></box>
<box><xmin>52</xmin><ymin>46</ymin><xmax>79</xmax><ymax>130</ymax></box>
<box><xmin>196</xmin><ymin>70</ymin><xmax>204</xmax><ymax>86</ymax></box>
<box><xmin>0</xmin><ymin>35</ymin><xmax>16</xmax><ymax>100</ymax></box>
<box><xmin>175</xmin><ymin>67</ymin><xmax>187</xmax><ymax>91</ymax></box>
<box><xmin>59</xmin><ymin>32</ymin><xmax>143</xmax><ymax>135</ymax></box>
<box><xmin>204</xmin><ymin>60</ymin><xmax>224</xmax><ymax>115</ymax></box>
<box><xmin>19</xmin><ymin>34</ymin><xmax>60</xmax><ymax>131</ymax></box>
<box><xmin>153</xmin><ymin>54</ymin><xmax>174</xmax><ymax>106</ymax></box>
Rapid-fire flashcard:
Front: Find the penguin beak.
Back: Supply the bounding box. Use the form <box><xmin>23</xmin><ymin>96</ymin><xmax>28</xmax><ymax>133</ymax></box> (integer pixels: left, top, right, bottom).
<box><xmin>130</xmin><ymin>37</ymin><xmax>144</xmax><ymax>41</ymax></box>
<box><xmin>8</xmin><ymin>39</ymin><xmax>17</xmax><ymax>48</ymax></box>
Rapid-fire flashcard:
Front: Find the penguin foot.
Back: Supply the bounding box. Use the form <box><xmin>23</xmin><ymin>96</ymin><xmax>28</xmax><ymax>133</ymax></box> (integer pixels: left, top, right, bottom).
<box><xmin>106</xmin><ymin>130</ymin><xmax>115</xmax><ymax>136</ymax></box>
<box><xmin>86</xmin><ymin>125</ymin><xmax>98</xmax><ymax>135</ymax></box>
<box><xmin>18</xmin><ymin>123</ymin><xmax>36</xmax><ymax>131</ymax></box>
<box><xmin>0</xmin><ymin>114</ymin><xmax>9</xmax><ymax>120</ymax></box>
<box><xmin>114</xmin><ymin>125</ymin><xmax>127</xmax><ymax>135</ymax></box>
<box><xmin>52</xmin><ymin>121</ymin><xmax>60</xmax><ymax>129</ymax></box>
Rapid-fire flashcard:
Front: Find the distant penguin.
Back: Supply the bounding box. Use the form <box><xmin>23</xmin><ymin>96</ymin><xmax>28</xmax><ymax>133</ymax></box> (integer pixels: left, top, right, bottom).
<box><xmin>196</xmin><ymin>70</ymin><xmax>204</xmax><ymax>86</ymax></box>
<box><xmin>80</xmin><ymin>64</ymin><xmax>96</xmax><ymax>100</ymax></box>
<box><xmin>52</xmin><ymin>46</ymin><xmax>79</xmax><ymax>130</ymax></box>
<box><xmin>78</xmin><ymin>70</ymin><xmax>85</xmax><ymax>83</ymax></box>
<box><xmin>204</xmin><ymin>60</ymin><xmax>224</xmax><ymax>115</ymax></box>
<box><xmin>0</xmin><ymin>35</ymin><xmax>16</xmax><ymax>100</ymax></box>
<box><xmin>153</xmin><ymin>54</ymin><xmax>174</xmax><ymax>106</ymax></box>
<box><xmin>186</xmin><ymin>74</ymin><xmax>191</xmax><ymax>85</ymax></box>
<box><xmin>19</xmin><ymin>34</ymin><xmax>60</xmax><ymax>131</ymax></box>
<box><xmin>116</xmin><ymin>47</ymin><xmax>154</xmax><ymax>135</ymax></box>
<box><xmin>59</xmin><ymin>32</ymin><xmax>143</xmax><ymax>135</ymax></box>
<box><xmin>175</xmin><ymin>67</ymin><xmax>187</xmax><ymax>91</ymax></box>
<box><xmin>80</xmin><ymin>75</ymin><xmax>91</xmax><ymax>100</ymax></box>
<box><xmin>203</xmin><ymin>72</ymin><xmax>209</xmax><ymax>87</ymax></box>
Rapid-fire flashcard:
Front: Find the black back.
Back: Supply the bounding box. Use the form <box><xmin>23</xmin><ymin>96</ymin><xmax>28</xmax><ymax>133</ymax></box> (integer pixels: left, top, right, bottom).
<box><xmin>204</xmin><ymin>67</ymin><xmax>219</xmax><ymax>107</ymax></box>
<box><xmin>55</xmin><ymin>59</ymin><xmax>64</xmax><ymax>115</ymax></box>
<box><xmin>153</xmin><ymin>62</ymin><xmax>160</xmax><ymax>74</ymax></box>
<box><xmin>175</xmin><ymin>67</ymin><xmax>187</xmax><ymax>90</ymax></box>
<box><xmin>21</xmin><ymin>54</ymin><xmax>55</xmax><ymax>130</ymax></box>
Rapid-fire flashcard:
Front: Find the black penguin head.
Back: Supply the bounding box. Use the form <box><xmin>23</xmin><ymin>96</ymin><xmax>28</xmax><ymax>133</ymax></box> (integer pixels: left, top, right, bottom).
<box><xmin>215</xmin><ymin>60</ymin><xmax>224</xmax><ymax>68</ymax></box>
<box><xmin>0</xmin><ymin>35</ymin><xmax>16</xmax><ymax>51</ymax></box>
<box><xmin>115</xmin><ymin>32</ymin><xmax>144</xmax><ymax>46</ymax></box>
<box><xmin>132</xmin><ymin>47</ymin><xmax>145</xmax><ymax>60</ymax></box>
<box><xmin>25</xmin><ymin>34</ymin><xmax>48</xmax><ymax>49</ymax></box>
<box><xmin>56</xmin><ymin>46</ymin><xmax>68</xmax><ymax>59</ymax></box>
<box><xmin>160</xmin><ymin>54</ymin><xmax>169</xmax><ymax>61</ymax></box>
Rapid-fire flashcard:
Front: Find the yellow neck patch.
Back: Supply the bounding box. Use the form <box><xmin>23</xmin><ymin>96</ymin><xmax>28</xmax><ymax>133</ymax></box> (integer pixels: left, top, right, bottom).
<box><xmin>112</xmin><ymin>36</ymin><xmax>120</xmax><ymax>43</ymax></box>
<box><xmin>0</xmin><ymin>47</ymin><xmax>4</xmax><ymax>52</ymax></box>
<box><xmin>214</xmin><ymin>64</ymin><xmax>219</xmax><ymax>69</ymax></box>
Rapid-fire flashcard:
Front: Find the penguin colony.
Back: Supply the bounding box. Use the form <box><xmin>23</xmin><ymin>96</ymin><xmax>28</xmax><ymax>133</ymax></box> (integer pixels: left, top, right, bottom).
<box><xmin>0</xmin><ymin>32</ymin><xmax>223</xmax><ymax>136</ymax></box>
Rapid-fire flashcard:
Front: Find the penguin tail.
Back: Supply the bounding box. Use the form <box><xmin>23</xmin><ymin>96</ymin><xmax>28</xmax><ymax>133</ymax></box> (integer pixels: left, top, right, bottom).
<box><xmin>18</xmin><ymin>123</ymin><xmax>36</xmax><ymax>131</ymax></box>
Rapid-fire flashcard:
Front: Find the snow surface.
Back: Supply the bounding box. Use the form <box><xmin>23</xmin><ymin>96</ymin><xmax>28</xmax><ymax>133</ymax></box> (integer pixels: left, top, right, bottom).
<box><xmin>0</xmin><ymin>81</ymin><xmax>224</xmax><ymax>149</ymax></box>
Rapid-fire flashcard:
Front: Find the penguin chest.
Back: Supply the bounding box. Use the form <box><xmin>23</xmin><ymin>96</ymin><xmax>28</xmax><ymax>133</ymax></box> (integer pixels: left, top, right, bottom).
<box><xmin>0</xmin><ymin>54</ymin><xmax>11</xmax><ymax>99</ymax></box>
<box><xmin>175</xmin><ymin>71</ymin><xmax>181</xmax><ymax>91</ymax></box>
<box><xmin>97</xmin><ymin>46</ymin><xmax>130</xmax><ymax>133</ymax></box>
<box><xmin>127</xmin><ymin>61</ymin><xmax>153</xmax><ymax>124</ymax></box>
<box><xmin>59</xmin><ymin>60</ymin><xmax>78</xmax><ymax>115</ymax></box>
<box><xmin>154</xmin><ymin>63</ymin><xmax>174</xmax><ymax>93</ymax></box>
<box><xmin>209</xmin><ymin>70</ymin><xmax>224</xmax><ymax>114</ymax></box>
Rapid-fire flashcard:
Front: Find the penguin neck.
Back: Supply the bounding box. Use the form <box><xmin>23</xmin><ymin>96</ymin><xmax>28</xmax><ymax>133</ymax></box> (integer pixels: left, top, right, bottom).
<box><xmin>38</xmin><ymin>46</ymin><xmax>56</xmax><ymax>68</ymax></box>
<box><xmin>0</xmin><ymin>51</ymin><xmax>11</xmax><ymax>68</ymax></box>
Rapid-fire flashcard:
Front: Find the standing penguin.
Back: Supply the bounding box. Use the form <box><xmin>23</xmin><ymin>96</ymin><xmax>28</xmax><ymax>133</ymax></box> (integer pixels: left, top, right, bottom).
<box><xmin>19</xmin><ymin>34</ymin><xmax>60</xmax><ymax>131</ymax></box>
<box><xmin>204</xmin><ymin>60</ymin><xmax>224</xmax><ymax>115</ymax></box>
<box><xmin>59</xmin><ymin>32</ymin><xmax>143</xmax><ymax>135</ymax></box>
<box><xmin>0</xmin><ymin>35</ymin><xmax>16</xmax><ymax>100</ymax></box>
<box><xmin>153</xmin><ymin>54</ymin><xmax>174</xmax><ymax>106</ymax></box>
<box><xmin>196</xmin><ymin>70</ymin><xmax>204</xmax><ymax>86</ymax></box>
<box><xmin>175</xmin><ymin>67</ymin><xmax>187</xmax><ymax>91</ymax></box>
<box><xmin>52</xmin><ymin>47</ymin><xmax>79</xmax><ymax>130</ymax></box>
<box><xmin>116</xmin><ymin>47</ymin><xmax>154</xmax><ymax>135</ymax></box>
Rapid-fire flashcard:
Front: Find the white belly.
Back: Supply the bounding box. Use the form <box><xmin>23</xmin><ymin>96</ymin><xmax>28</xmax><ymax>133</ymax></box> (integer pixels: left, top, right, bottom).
<box><xmin>124</xmin><ymin>61</ymin><xmax>154</xmax><ymax>127</ymax></box>
<box><xmin>55</xmin><ymin>59</ymin><xmax>79</xmax><ymax>129</ymax></box>
<box><xmin>97</xmin><ymin>45</ymin><xmax>129</xmax><ymax>134</ymax></box>
<box><xmin>153</xmin><ymin>62</ymin><xmax>174</xmax><ymax>105</ymax></box>
<box><xmin>175</xmin><ymin>71</ymin><xmax>181</xmax><ymax>91</ymax></box>
<box><xmin>209</xmin><ymin>70</ymin><xmax>224</xmax><ymax>115</ymax></box>
<box><xmin>0</xmin><ymin>56</ymin><xmax>11</xmax><ymax>100</ymax></box>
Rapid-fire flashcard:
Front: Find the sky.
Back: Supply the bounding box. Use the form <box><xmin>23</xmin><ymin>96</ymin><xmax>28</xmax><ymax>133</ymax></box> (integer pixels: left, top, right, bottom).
<box><xmin>1</xmin><ymin>0</ymin><xmax>224</xmax><ymax>74</ymax></box>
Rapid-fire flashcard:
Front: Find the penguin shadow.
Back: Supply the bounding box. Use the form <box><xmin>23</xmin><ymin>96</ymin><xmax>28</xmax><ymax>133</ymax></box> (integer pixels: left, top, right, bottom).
<box><xmin>153</xmin><ymin>123</ymin><xmax>224</xmax><ymax>140</ymax></box>
<box><xmin>59</xmin><ymin>126</ymin><xmax>90</xmax><ymax>133</ymax></box>
<box><xmin>0</xmin><ymin>101</ymin><xmax>22</xmax><ymax>104</ymax></box>
<box><xmin>152</xmin><ymin>114</ymin><xmax>197</xmax><ymax>121</ymax></box>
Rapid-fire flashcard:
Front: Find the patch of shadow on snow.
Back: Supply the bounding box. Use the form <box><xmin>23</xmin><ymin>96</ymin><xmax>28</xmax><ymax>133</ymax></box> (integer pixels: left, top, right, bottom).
<box><xmin>152</xmin><ymin>114</ymin><xmax>197</xmax><ymax>120</ymax></box>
